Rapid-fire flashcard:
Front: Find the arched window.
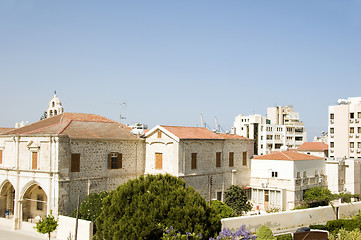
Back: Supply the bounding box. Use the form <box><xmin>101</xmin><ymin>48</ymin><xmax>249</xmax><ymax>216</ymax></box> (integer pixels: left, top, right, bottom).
<box><xmin>52</xmin><ymin>101</ymin><xmax>55</xmax><ymax>107</ymax></box>
<box><xmin>49</xmin><ymin>110</ymin><xmax>53</xmax><ymax>116</ymax></box>
<box><xmin>54</xmin><ymin>110</ymin><xmax>57</xmax><ymax>116</ymax></box>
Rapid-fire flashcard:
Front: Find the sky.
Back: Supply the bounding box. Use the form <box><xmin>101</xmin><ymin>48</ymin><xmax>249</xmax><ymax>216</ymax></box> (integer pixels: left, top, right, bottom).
<box><xmin>1</xmin><ymin>1</ymin><xmax>361</xmax><ymax>140</ymax></box>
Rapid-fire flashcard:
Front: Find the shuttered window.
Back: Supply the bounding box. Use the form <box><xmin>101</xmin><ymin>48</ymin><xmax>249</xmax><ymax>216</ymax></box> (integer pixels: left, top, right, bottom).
<box><xmin>0</xmin><ymin>150</ymin><xmax>2</xmax><ymax>164</ymax></box>
<box><xmin>229</xmin><ymin>152</ymin><xmax>234</xmax><ymax>167</ymax></box>
<box><xmin>242</xmin><ymin>152</ymin><xmax>247</xmax><ymax>166</ymax></box>
<box><xmin>108</xmin><ymin>153</ymin><xmax>122</xmax><ymax>169</ymax></box>
<box><xmin>191</xmin><ymin>153</ymin><xmax>197</xmax><ymax>169</ymax></box>
<box><xmin>32</xmin><ymin>152</ymin><xmax>38</xmax><ymax>170</ymax></box>
<box><xmin>157</xmin><ymin>131</ymin><xmax>162</xmax><ymax>138</ymax></box>
<box><xmin>155</xmin><ymin>153</ymin><xmax>163</xmax><ymax>169</ymax></box>
<box><xmin>71</xmin><ymin>154</ymin><xmax>80</xmax><ymax>172</ymax></box>
<box><xmin>216</xmin><ymin>152</ymin><xmax>221</xmax><ymax>168</ymax></box>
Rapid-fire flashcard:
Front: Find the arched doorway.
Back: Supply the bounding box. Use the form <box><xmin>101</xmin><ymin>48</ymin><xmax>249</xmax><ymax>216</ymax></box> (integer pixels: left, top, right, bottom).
<box><xmin>0</xmin><ymin>181</ymin><xmax>15</xmax><ymax>219</ymax></box>
<box><xmin>21</xmin><ymin>184</ymin><xmax>47</xmax><ymax>222</ymax></box>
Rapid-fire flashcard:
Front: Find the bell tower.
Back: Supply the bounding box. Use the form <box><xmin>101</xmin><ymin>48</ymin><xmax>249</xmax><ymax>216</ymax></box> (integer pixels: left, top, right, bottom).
<box><xmin>47</xmin><ymin>91</ymin><xmax>64</xmax><ymax>118</ymax></box>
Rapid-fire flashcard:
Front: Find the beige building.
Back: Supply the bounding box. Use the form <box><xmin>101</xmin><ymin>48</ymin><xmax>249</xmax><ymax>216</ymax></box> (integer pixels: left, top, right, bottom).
<box><xmin>233</xmin><ymin>105</ymin><xmax>307</xmax><ymax>155</ymax></box>
<box><xmin>0</xmin><ymin>112</ymin><xmax>144</xmax><ymax>229</ymax></box>
<box><xmin>144</xmin><ymin>125</ymin><xmax>254</xmax><ymax>201</ymax></box>
<box><xmin>250</xmin><ymin>151</ymin><xmax>326</xmax><ymax>211</ymax></box>
<box><xmin>328</xmin><ymin>97</ymin><xmax>361</xmax><ymax>159</ymax></box>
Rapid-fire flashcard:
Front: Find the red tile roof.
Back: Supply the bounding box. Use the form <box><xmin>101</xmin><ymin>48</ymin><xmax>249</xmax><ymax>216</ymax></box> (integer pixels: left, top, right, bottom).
<box><xmin>1</xmin><ymin>113</ymin><xmax>135</xmax><ymax>139</ymax></box>
<box><xmin>253</xmin><ymin>151</ymin><xmax>324</xmax><ymax>161</ymax></box>
<box><xmin>0</xmin><ymin>128</ymin><xmax>14</xmax><ymax>134</ymax></box>
<box><xmin>297</xmin><ymin>142</ymin><xmax>328</xmax><ymax>151</ymax></box>
<box><xmin>160</xmin><ymin>126</ymin><xmax>250</xmax><ymax>140</ymax></box>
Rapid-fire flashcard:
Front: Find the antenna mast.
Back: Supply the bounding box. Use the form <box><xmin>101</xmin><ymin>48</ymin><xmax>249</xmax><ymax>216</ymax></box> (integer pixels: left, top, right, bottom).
<box><xmin>200</xmin><ymin>114</ymin><xmax>205</xmax><ymax>128</ymax></box>
<box><xmin>215</xmin><ymin>116</ymin><xmax>219</xmax><ymax>133</ymax></box>
<box><xmin>120</xmin><ymin>102</ymin><xmax>127</xmax><ymax>122</ymax></box>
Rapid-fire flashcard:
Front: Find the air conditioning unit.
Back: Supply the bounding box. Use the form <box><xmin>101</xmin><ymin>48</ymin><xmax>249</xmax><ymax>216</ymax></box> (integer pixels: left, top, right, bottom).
<box><xmin>261</xmin><ymin>182</ymin><xmax>267</xmax><ymax>188</ymax></box>
<box><xmin>350</xmin><ymin>119</ymin><xmax>355</xmax><ymax>123</ymax></box>
<box><xmin>349</xmin><ymin>134</ymin><xmax>354</xmax><ymax>138</ymax></box>
<box><xmin>357</xmin><ymin>149</ymin><xmax>361</xmax><ymax>153</ymax></box>
<box><xmin>330</xmin><ymin>134</ymin><xmax>334</xmax><ymax>138</ymax></box>
<box><xmin>356</xmin><ymin>134</ymin><xmax>360</xmax><ymax>138</ymax></box>
<box><xmin>356</xmin><ymin>119</ymin><xmax>360</xmax><ymax>123</ymax></box>
<box><xmin>350</xmin><ymin>149</ymin><xmax>354</xmax><ymax>152</ymax></box>
<box><xmin>318</xmin><ymin>178</ymin><xmax>323</xmax><ymax>183</ymax></box>
<box><xmin>330</xmin><ymin>149</ymin><xmax>334</xmax><ymax>153</ymax></box>
<box><xmin>339</xmin><ymin>179</ymin><xmax>344</xmax><ymax>184</ymax></box>
<box><xmin>330</xmin><ymin>119</ymin><xmax>334</xmax><ymax>124</ymax></box>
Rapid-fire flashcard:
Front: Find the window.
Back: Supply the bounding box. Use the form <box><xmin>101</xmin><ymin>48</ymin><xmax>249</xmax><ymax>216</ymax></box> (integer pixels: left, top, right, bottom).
<box><xmin>157</xmin><ymin>131</ymin><xmax>162</xmax><ymax>138</ymax></box>
<box><xmin>266</xmin><ymin>135</ymin><xmax>273</xmax><ymax>140</ymax></box>
<box><xmin>330</xmin><ymin>128</ymin><xmax>334</xmax><ymax>134</ymax></box>
<box><xmin>216</xmin><ymin>152</ymin><xmax>221</xmax><ymax>167</ymax></box>
<box><xmin>37</xmin><ymin>195</ymin><xmax>43</xmax><ymax>210</ymax></box>
<box><xmin>330</xmin><ymin>113</ymin><xmax>334</xmax><ymax>119</ymax></box>
<box><xmin>296</xmin><ymin>172</ymin><xmax>300</xmax><ymax>178</ymax></box>
<box><xmin>358</xmin><ymin>112</ymin><xmax>361</xmax><ymax>119</ymax></box>
<box><xmin>358</xmin><ymin>142</ymin><xmax>361</xmax><ymax>148</ymax></box>
<box><xmin>261</xmin><ymin>136</ymin><xmax>263</xmax><ymax>140</ymax></box>
<box><xmin>191</xmin><ymin>153</ymin><xmax>197</xmax><ymax>169</ymax></box>
<box><xmin>108</xmin><ymin>152</ymin><xmax>122</xmax><ymax>169</ymax></box>
<box><xmin>295</xmin><ymin>137</ymin><xmax>303</xmax><ymax>141</ymax></box>
<box><xmin>32</xmin><ymin>152</ymin><xmax>38</xmax><ymax>170</ymax></box>
<box><xmin>229</xmin><ymin>152</ymin><xmax>234</xmax><ymax>167</ymax></box>
<box><xmin>260</xmin><ymin>144</ymin><xmax>263</xmax><ymax>149</ymax></box>
<box><xmin>350</xmin><ymin>142</ymin><xmax>355</xmax><ymax>148</ymax></box>
<box><xmin>358</xmin><ymin>127</ymin><xmax>361</xmax><ymax>134</ymax></box>
<box><xmin>350</xmin><ymin>113</ymin><xmax>355</xmax><ymax>119</ymax></box>
<box><xmin>217</xmin><ymin>191</ymin><xmax>222</xmax><ymax>201</ymax></box>
<box><xmin>242</xmin><ymin>152</ymin><xmax>247</xmax><ymax>166</ymax></box>
<box><xmin>155</xmin><ymin>153</ymin><xmax>162</xmax><ymax>169</ymax></box>
<box><xmin>330</xmin><ymin>142</ymin><xmax>334</xmax><ymax>148</ymax></box>
<box><xmin>0</xmin><ymin>150</ymin><xmax>2</xmax><ymax>164</ymax></box>
<box><xmin>350</xmin><ymin>127</ymin><xmax>354</xmax><ymax>133</ymax></box>
<box><xmin>52</xmin><ymin>101</ymin><xmax>55</xmax><ymax>107</ymax></box>
<box><xmin>71</xmin><ymin>154</ymin><xmax>80</xmax><ymax>172</ymax></box>
<box><xmin>271</xmin><ymin>171</ymin><xmax>278</xmax><ymax>178</ymax></box>
<box><xmin>303</xmin><ymin>171</ymin><xmax>307</xmax><ymax>178</ymax></box>
<box><xmin>315</xmin><ymin>170</ymin><xmax>319</xmax><ymax>177</ymax></box>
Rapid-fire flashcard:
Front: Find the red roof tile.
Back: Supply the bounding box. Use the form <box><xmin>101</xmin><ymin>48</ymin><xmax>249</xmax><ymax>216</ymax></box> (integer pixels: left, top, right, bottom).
<box><xmin>1</xmin><ymin>113</ymin><xmax>135</xmax><ymax>139</ymax></box>
<box><xmin>217</xmin><ymin>133</ymin><xmax>249</xmax><ymax>140</ymax></box>
<box><xmin>297</xmin><ymin>142</ymin><xmax>328</xmax><ymax>151</ymax></box>
<box><xmin>253</xmin><ymin>151</ymin><xmax>324</xmax><ymax>161</ymax></box>
<box><xmin>0</xmin><ymin>128</ymin><xmax>14</xmax><ymax>134</ymax></box>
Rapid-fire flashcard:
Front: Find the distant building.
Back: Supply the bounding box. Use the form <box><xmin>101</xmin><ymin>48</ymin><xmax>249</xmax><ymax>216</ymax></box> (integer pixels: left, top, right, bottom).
<box><xmin>250</xmin><ymin>151</ymin><xmax>326</xmax><ymax>211</ymax></box>
<box><xmin>328</xmin><ymin>97</ymin><xmax>361</xmax><ymax>159</ymax></box>
<box><xmin>233</xmin><ymin>105</ymin><xmax>307</xmax><ymax>155</ymax></box>
<box><xmin>144</xmin><ymin>125</ymin><xmax>254</xmax><ymax>201</ymax></box>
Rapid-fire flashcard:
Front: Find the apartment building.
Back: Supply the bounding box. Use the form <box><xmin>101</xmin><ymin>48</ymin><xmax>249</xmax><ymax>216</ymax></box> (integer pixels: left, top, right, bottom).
<box><xmin>328</xmin><ymin>97</ymin><xmax>361</xmax><ymax>159</ymax></box>
<box><xmin>233</xmin><ymin>105</ymin><xmax>307</xmax><ymax>155</ymax></box>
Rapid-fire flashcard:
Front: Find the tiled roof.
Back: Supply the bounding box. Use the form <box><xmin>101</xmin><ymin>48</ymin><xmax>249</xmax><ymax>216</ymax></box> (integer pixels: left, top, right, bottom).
<box><xmin>1</xmin><ymin>113</ymin><xmax>135</xmax><ymax>139</ymax></box>
<box><xmin>297</xmin><ymin>142</ymin><xmax>328</xmax><ymax>151</ymax></box>
<box><xmin>160</xmin><ymin>126</ymin><xmax>249</xmax><ymax>140</ymax></box>
<box><xmin>0</xmin><ymin>128</ymin><xmax>14</xmax><ymax>134</ymax></box>
<box><xmin>252</xmin><ymin>151</ymin><xmax>324</xmax><ymax>161</ymax></box>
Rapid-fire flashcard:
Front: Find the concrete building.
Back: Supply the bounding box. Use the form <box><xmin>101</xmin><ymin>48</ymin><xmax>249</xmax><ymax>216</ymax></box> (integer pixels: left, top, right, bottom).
<box><xmin>297</xmin><ymin>142</ymin><xmax>328</xmax><ymax>158</ymax></box>
<box><xmin>233</xmin><ymin>105</ymin><xmax>307</xmax><ymax>155</ymax></box>
<box><xmin>0</xmin><ymin>112</ymin><xmax>144</xmax><ymax>229</ymax></box>
<box><xmin>250</xmin><ymin>151</ymin><xmax>326</xmax><ymax>211</ymax></box>
<box><xmin>144</xmin><ymin>125</ymin><xmax>254</xmax><ymax>201</ymax></box>
<box><xmin>328</xmin><ymin>97</ymin><xmax>361</xmax><ymax>159</ymax></box>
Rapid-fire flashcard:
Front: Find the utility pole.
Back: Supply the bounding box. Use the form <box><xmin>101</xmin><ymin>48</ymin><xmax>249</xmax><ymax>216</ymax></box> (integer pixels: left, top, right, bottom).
<box><xmin>75</xmin><ymin>191</ymin><xmax>80</xmax><ymax>240</ymax></box>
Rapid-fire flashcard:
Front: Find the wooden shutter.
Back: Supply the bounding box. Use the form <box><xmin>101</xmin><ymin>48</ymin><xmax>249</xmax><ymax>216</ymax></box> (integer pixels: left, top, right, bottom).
<box><xmin>229</xmin><ymin>152</ymin><xmax>234</xmax><ymax>167</ymax></box>
<box><xmin>157</xmin><ymin>130</ymin><xmax>162</xmax><ymax>138</ymax></box>
<box><xmin>71</xmin><ymin>154</ymin><xmax>80</xmax><ymax>172</ymax></box>
<box><xmin>108</xmin><ymin>153</ymin><xmax>111</xmax><ymax>169</ymax></box>
<box><xmin>216</xmin><ymin>152</ymin><xmax>221</xmax><ymax>167</ymax></box>
<box><xmin>191</xmin><ymin>153</ymin><xmax>197</xmax><ymax>169</ymax></box>
<box><xmin>118</xmin><ymin>153</ymin><xmax>122</xmax><ymax>169</ymax></box>
<box><xmin>0</xmin><ymin>150</ymin><xmax>2</xmax><ymax>164</ymax></box>
<box><xmin>242</xmin><ymin>152</ymin><xmax>247</xmax><ymax>166</ymax></box>
<box><xmin>155</xmin><ymin>153</ymin><xmax>163</xmax><ymax>169</ymax></box>
<box><xmin>32</xmin><ymin>152</ymin><xmax>38</xmax><ymax>170</ymax></box>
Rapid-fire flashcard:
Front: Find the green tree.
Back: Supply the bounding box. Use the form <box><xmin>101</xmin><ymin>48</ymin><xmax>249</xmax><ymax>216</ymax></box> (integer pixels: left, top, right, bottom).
<box><xmin>303</xmin><ymin>186</ymin><xmax>334</xmax><ymax>207</ymax></box>
<box><xmin>210</xmin><ymin>200</ymin><xmax>234</xmax><ymax>219</ymax></box>
<box><xmin>35</xmin><ymin>211</ymin><xmax>58</xmax><ymax>240</ymax></box>
<box><xmin>94</xmin><ymin>174</ymin><xmax>220</xmax><ymax>240</ymax></box>
<box><xmin>256</xmin><ymin>225</ymin><xmax>276</xmax><ymax>240</ymax></box>
<box><xmin>71</xmin><ymin>191</ymin><xmax>108</xmax><ymax>222</ymax></box>
<box><xmin>224</xmin><ymin>185</ymin><xmax>252</xmax><ymax>216</ymax></box>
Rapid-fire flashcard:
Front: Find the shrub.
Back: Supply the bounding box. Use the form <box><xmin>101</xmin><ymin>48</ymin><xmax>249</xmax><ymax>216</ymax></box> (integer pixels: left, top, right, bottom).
<box><xmin>210</xmin><ymin>200</ymin><xmax>234</xmax><ymax>219</ymax></box>
<box><xmin>329</xmin><ymin>228</ymin><xmax>361</xmax><ymax>240</ymax></box>
<box><xmin>256</xmin><ymin>225</ymin><xmax>276</xmax><ymax>240</ymax></box>
<box><xmin>94</xmin><ymin>174</ymin><xmax>220</xmax><ymax>240</ymax></box>
<box><xmin>71</xmin><ymin>191</ymin><xmax>108</xmax><ymax>222</ymax></box>
<box><xmin>326</xmin><ymin>219</ymin><xmax>361</xmax><ymax>234</ymax></box>
<box><xmin>303</xmin><ymin>186</ymin><xmax>334</xmax><ymax>208</ymax></box>
<box><xmin>309</xmin><ymin>224</ymin><xmax>328</xmax><ymax>231</ymax></box>
<box><xmin>224</xmin><ymin>185</ymin><xmax>252</xmax><ymax>216</ymax></box>
<box><xmin>34</xmin><ymin>211</ymin><xmax>58</xmax><ymax>240</ymax></box>
<box><xmin>275</xmin><ymin>233</ymin><xmax>292</xmax><ymax>240</ymax></box>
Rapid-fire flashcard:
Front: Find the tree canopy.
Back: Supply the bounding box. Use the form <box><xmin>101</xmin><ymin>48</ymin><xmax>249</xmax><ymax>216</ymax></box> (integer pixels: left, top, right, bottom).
<box><xmin>94</xmin><ymin>174</ymin><xmax>221</xmax><ymax>240</ymax></box>
<box><xmin>35</xmin><ymin>211</ymin><xmax>58</xmax><ymax>240</ymax></box>
<box><xmin>224</xmin><ymin>185</ymin><xmax>252</xmax><ymax>216</ymax></box>
<box><xmin>72</xmin><ymin>191</ymin><xmax>108</xmax><ymax>222</ymax></box>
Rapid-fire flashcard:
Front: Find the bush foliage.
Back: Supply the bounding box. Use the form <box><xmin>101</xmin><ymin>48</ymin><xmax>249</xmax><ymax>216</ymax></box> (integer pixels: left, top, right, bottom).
<box><xmin>71</xmin><ymin>191</ymin><xmax>108</xmax><ymax>222</ymax></box>
<box><xmin>256</xmin><ymin>225</ymin><xmax>276</xmax><ymax>240</ymax></box>
<box><xmin>35</xmin><ymin>211</ymin><xmax>58</xmax><ymax>240</ymax></box>
<box><xmin>94</xmin><ymin>174</ymin><xmax>221</xmax><ymax>240</ymax></box>
<box><xmin>224</xmin><ymin>185</ymin><xmax>252</xmax><ymax>216</ymax></box>
<box><xmin>210</xmin><ymin>200</ymin><xmax>234</xmax><ymax>219</ymax></box>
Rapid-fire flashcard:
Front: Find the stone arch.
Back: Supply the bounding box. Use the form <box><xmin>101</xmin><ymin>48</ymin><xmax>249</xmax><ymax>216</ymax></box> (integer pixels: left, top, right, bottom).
<box><xmin>0</xmin><ymin>180</ymin><xmax>15</xmax><ymax>219</ymax></box>
<box><xmin>20</xmin><ymin>181</ymin><xmax>48</xmax><ymax>222</ymax></box>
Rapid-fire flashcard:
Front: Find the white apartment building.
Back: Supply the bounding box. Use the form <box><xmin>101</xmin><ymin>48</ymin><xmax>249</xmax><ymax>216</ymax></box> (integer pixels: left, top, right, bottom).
<box><xmin>328</xmin><ymin>97</ymin><xmax>361</xmax><ymax>159</ymax></box>
<box><xmin>233</xmin><ymin>105</ymin><xmax>307</xmax><ymax>155</ymax></box>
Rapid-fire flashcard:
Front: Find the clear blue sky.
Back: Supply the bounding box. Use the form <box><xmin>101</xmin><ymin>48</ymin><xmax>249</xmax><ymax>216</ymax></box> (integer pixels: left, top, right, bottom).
<box><xmin>1</xmin><ymin>1</ymin><xmax>361</xmax><ymax>140</ymax></box>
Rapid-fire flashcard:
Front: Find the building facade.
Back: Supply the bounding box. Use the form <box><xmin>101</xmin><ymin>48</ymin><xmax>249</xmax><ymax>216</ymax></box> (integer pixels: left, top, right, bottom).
<box><xmin>233</xmin><ymin>105</ymin><xmax>307</xmax><ymax>155</ymax></box>
<box><xmin>250</xmin><ymin>151</ymin><xmax>326</xmax><ymax>211</ymax></box>
<box><xmin>144</xmin><ymin>125</ymin><xmax>254</xmax><ymax>202</ymax></box>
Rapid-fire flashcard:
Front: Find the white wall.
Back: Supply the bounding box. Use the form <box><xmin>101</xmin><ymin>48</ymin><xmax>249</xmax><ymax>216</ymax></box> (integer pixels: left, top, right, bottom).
<box><xmin>57</xmin><ymin>215</ymin><xmax>93</xmax><ymax>240</ymax></box>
